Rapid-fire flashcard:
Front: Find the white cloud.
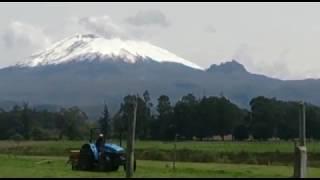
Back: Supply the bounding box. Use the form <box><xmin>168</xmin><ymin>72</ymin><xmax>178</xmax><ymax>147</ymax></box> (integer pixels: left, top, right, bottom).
<box><xmin>232</xmin><ymin>44</ymin><xmax>256</xmax><ymax>72</ymax></box>
<box><xmin>231</xmin><ymin>43</ymin><xmax>317</xmax><ymax>80</ymax></box>
<box><xmin>64</xmin><ymin>15</ymin><xmax>158</xmax><ymax>41</ymax></box>
<box><xmin>0</xmin><ymin>21</ymin><xmax>52</xmax><ymax>67</ymax></box>
<box><xmin>125</xmin><ymin>10</ymin><xmax>170</xmax><ymax>27</ymax></box>
<box><xmin>2</xmin><ymin>21</ymin><xmax>51</xmax><ymax>51</ymax></box>
<box><xmin>70</xmin><ymin>15</ymin><xmax>128</xmax><ymax>39</ymax></box>
<box><xmin>205</xmin><ymin>25</ymin><xmax>216</xmax><ymax>33</ymax></box>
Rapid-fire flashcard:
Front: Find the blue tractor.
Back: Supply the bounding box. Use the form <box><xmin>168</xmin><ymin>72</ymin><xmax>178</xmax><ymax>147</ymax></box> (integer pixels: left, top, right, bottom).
<box><xmin>69</xmin><ymin>128</ymin><xmax>136</xmax><ymax>172</ymax></box>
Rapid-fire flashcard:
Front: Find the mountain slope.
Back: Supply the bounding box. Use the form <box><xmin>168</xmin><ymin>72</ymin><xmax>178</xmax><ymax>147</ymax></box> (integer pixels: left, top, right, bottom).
<box><xmin>1</xmin><ymin>34</ymin><xmax>320</xmax><ymax>119</ymax></box>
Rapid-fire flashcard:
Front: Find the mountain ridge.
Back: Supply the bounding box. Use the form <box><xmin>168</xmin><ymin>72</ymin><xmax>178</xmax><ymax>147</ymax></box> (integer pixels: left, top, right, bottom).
<box><xmin>1</xmin><ymin>34</ymin><xmax>320</xmax><ymax>119</ymax></box>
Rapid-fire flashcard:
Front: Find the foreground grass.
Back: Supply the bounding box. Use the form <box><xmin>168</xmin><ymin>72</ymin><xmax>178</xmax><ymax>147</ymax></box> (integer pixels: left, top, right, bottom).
<box><xmin>0</xmin><ymin>154</ymin><xmax>320</xmax><ymax>178</ymax></box>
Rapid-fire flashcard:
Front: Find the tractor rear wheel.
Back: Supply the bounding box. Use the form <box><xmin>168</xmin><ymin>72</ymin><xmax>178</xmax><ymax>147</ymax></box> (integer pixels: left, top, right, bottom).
<box><xmin>78</xmin><ymin>144</ymin><xmax>95</xmax><ymax>171</ymax></box>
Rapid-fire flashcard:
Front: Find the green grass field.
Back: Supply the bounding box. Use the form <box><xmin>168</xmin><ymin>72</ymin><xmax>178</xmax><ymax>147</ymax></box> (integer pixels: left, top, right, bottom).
<box><xmin>0</xmin><ymin>140</ymin><xmax>319</xmax><ymax>177</ymax></box>
<box><xmin>1</xmin><ymin>154</ymin><xmax>320</xmax><ymax>178</ymax></box>
<box><xmin>1</xmin><ymin>140</ymin><xmax>319</xmax><ymax>154</ymax></box>
<box><xmin>0</xmin><ymin>140</ymin><xmax>319</xmax><ymax>167</ymax></box>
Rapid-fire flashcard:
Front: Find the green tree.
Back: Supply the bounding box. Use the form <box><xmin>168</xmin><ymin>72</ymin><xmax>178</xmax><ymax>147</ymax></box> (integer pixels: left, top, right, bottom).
<box><xmin>197</xmin><ymin>96</ymin><xmax>224</xmax><ymax>140</ymax></box>
<box><xmin>249</xmin><ymin>96</ymin><xmax>276</xmax><ymax>140</ymax></box>
<box><xmin>174</xmin><ymin>93</ymin><xmax>199</xmax><ymax>139</ymax></box>
<box><xmin>233</xmin><ymin>124</ymin><xmax>249</xmax><ymax>141</ymax></box>
<box><xmin>213</xmin><ymin>96</ymin><xmax>245</xmax><ymax>140</ymax></box>
<box><xmin>143</xmin><ymin>90</ymin><xmax>153</xmax><ymax>138</ymax></box>
<box><xmin>113</xmin><ymin>93</ymin><xmax>153</xmax><ymax>140</ymax></box>
<box><xmin>58</xmin><ymin>107</ymin><xmax>88</xmax><ymax>140</ymax></box>
<box><xmin>98</xmin><ymin>103</ymin><xmax>111</xmax><ymax>138</ymax></box>
<box><xmin>21</xmin><ymin>103</ymin><xmax>33</xmax><ymax>140</ymax></box>
<box><xmin>153</xmin><ymin>95</ymin><xmax>174</xmax><ymax>140</ymax></box>
<box><xmin>112</xmin><ymin>95</ymin><xmax>137</xmax><ymax>140</ymax></box>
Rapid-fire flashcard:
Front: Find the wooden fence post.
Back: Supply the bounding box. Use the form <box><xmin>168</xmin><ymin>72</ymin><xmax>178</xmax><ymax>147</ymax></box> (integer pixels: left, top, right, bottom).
<box><xmin>293</xmin><ymin>102</ymin><xmax>307</xmax><ymax>178</ymax></box>
<box><xmin>126</xmin><ymin>95</ymin><xmax>138</xmax><ymax>178</ymax></box>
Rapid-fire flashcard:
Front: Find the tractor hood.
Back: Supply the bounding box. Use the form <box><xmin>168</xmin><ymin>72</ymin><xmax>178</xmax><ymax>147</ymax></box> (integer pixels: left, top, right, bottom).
<box><xmin>104</xmin><ymin>143</ymin><xmax>125</xmax><ymax>153</ymax></box>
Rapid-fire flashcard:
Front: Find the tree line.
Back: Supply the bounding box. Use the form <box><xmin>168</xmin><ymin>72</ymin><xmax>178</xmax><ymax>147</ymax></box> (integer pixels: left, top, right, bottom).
<box><xmin>0</xmin><ymin>104</ymin><xmax>91</xmax><ymax>140</ymax></box>
<box><xmin>108</xmin><ymin>91</ymin><xmax>320</xmax><ymax>141</ymax></box>
<box><xmin>1</xmin><ymin>91</ymin><xmax>320</xmax><ymax>141</ymax></box>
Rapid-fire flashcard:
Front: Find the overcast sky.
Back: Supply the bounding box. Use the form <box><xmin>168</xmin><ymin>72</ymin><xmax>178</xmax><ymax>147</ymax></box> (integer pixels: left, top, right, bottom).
<box><xmin>0</xmin><ymin>2</ymin><xmax>320</xmax><ymax>80</ymax></box>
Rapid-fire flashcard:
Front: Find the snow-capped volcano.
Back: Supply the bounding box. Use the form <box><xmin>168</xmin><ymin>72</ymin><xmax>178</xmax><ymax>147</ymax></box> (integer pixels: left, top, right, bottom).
<box><xmin>17</xmin><ymin>33</ymin><xmax>203</xmax><ymax>70</ymax></box>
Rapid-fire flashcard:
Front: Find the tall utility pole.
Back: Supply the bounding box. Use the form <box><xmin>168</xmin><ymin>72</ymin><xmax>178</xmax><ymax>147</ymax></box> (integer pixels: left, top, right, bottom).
<box><xmin>126</xmin><ymin>95</ymin><xmax>138</xmax><ymax>178</ymax></box>
<box><xmin>294</xmin><ymin>101</ymin><xmax>307</xmax><ymax>178</ymax></box>
<box><xmin>119</xmin><ymin>132</ymin><xmax>122</xmax><ymax>147</ymax></box>
<box><xmin>300</xmin><ymin>102</ymin><xmax>306</xmax><ymax>147</ymax></box>
<box><xmin>173</xmin><ymin>133</ymin><xmax>178</xmax><ymax>171</ymax></box>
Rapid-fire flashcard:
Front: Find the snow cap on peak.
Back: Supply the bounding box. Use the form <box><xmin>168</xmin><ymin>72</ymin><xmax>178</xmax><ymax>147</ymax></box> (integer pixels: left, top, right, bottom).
<box><xmin>17</xmin><ymin>33</ymin><xmax>204</xmax><ymax>70</ymax></box>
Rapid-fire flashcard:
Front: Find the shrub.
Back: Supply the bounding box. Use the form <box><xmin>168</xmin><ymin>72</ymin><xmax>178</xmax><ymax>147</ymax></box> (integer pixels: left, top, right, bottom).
<box><xmin>10</xmin><ymin>133</ymin><xmax>24</xmax><ymax>143</ymax></box>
